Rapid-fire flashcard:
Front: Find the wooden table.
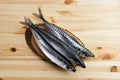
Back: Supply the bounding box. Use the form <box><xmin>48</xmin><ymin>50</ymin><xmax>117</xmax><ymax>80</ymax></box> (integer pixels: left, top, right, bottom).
<box><xmin>0</xmin><ymin>0</ymin><xmax>120</xmax><ymax>80</ymax></box>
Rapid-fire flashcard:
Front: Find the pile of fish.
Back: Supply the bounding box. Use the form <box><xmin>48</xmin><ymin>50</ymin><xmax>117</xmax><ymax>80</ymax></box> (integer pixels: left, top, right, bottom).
<box><xmin>21</xmin><ymin>8</ymin><xmax>94</xmax><ymax>72</ymax></box>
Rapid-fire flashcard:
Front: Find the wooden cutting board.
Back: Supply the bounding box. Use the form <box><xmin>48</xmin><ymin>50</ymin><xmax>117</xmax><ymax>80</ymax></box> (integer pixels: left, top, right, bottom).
<box><xmin>0</xmin><ymin>0</ymin><xmax>120</xmax><ymax>80</ymax></box>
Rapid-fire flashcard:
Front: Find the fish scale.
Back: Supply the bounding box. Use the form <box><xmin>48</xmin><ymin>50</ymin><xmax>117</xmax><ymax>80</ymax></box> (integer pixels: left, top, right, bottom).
<box><xmin>20</xmin><ymin>8</ymin><xmax>95</xmax><ymax>72</ymax></box>
<box><xmin>23</xmin><ymin>17</ymin><xmax>86</xmax><ymax>68</ymax></box>
<box><xmin>35</xmin><ymin>24</ymin><xmax>86</xmax><ymax>68</ymax></box>
<box><xmin>32</xmin><ymin>8</ymin><xmax>94</xmax><ymax>57</ymax></box>
<box><xmin>24</xmin><ymin>17</ymin><xmax>76</xmax><ymax>72</ymax></box>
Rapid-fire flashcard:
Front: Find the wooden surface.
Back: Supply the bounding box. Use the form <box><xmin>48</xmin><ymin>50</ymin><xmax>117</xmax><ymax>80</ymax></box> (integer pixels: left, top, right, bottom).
<box><xmin>0</xmin><ymin>0</ymin><xmax>120</xmax><ymax>80</ymax></box>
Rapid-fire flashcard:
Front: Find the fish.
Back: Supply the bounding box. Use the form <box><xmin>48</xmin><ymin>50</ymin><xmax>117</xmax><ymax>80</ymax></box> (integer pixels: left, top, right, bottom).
<box><xmin>31</xmin><ymin>22</ymin><xmax>86</xmax><ymax>68</ymax></box>
<box><xmin>25</xmin><ymin>24</ymin><xmax>50</xmax><ymax>61</ymax></box>
<box><xmin>23</xmin><ymin>17</ymin><xmax>76</xmax><ymax>72</ymax></box>
<box><xmin>32</xmin><ymin>8</ymin><xmax>94</xmax><ymax>57</ymax></box>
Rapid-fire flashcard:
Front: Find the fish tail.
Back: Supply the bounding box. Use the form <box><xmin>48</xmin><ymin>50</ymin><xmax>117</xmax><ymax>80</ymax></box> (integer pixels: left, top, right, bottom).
<box><xmin>20</xmin><ymin>17</ymin><xmax>36</xmax><ymax>31</ymax></box>
<box><xmin>19</xmin><ymin>21</ymin><xmax>26</xmax><ymax>25</ymax></box>
<box><xmin>20</xmin><ymin>17</ymin><xmax>30</xmax><ymax>26</ymax></box>
<box><xmin>32</xmin><ymin>7</ymin><xmax>45</xmax><ymax>21</ymax></box>
<box><xmin>23</xmin><ymin>17</ymin><xmax>35</xmax><ymax>30</ymax></box>
<box><xmin>38</xmin><ymin>7</ymin><xmax>45</xmax><ymax>20</ymax></box>
<box><xmin>24</xmin><ymin>17</ymin><xmax>33</xmax><ymax>26</ymax></box>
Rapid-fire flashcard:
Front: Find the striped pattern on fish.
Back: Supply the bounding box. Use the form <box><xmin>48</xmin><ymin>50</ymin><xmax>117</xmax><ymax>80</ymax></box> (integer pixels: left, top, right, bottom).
<box><xmin>24</xmin><ymin>17</ymin><xmax>76</xmax><ymax>72</ymax></box>
<box><xmin>32</xmin><ymin>8</ymin><xmax>94</xmax><ymax>57</ymax></box>
<box><xmin>36</xmin><ymin>25</ymin><xmax>86</xmax><ymax>68</ymax></box>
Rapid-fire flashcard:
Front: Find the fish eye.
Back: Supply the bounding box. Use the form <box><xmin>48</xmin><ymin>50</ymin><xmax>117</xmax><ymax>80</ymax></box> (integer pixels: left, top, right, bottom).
<box><xmin>77</xmin><ymin>48</ymin><xmax>81</xmax><ymax>51</ymax></box>
<box><xmin>67</xmin><ymin>65</ymin><xmax>76</xmax><ymax>72</ymax></box>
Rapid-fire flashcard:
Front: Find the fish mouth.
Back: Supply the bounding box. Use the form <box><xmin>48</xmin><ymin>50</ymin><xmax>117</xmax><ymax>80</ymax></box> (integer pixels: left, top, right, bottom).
<box><xmin>75</xmin><ymin>58</ymin><xmax>86</xmax><ymax>68</ymax></box>
<box><xmin>81</xmin><ymin>48</ymin><xmax>95</xmax><ymax>57</ymax></box>
<box><xmin>77</xmin><ymin>62</ymin><xmax>86</xmax><ymax>68</ymax></box>
<box><xmin>71</xmin><ymin>68</ymin><xmax>76</xmax><ymax>72</ymax></box>
<box><xmin>90</xmin><ymin>53</ymin><xmax>95</xmax><ymax>57</ymax></box>
<box><xmin>67</xmin><ymin>66</ymin><xmax>76</xmax><ymax>72</ymax></box>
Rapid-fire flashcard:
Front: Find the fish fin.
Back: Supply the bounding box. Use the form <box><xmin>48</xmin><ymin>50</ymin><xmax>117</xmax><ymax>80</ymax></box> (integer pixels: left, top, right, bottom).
<box><xmin>32</xmin><ymin>7</ymin><xmax>45</xmax><ymax>21</ymax></box>
<box><xmin>32</xmin><ymin>13</ymin><xmax>40</xmax><ymax>18</ymax></box>
<box><xmin>20</xmin><ymin>21</ymin><xmax>43</xmax><ymax>29</ymax></box>
<box><xmin>38</xmin><ymin>7</ymin><xmax>45</xmax><ymax>20</ymax></box>
<box><xmin>24</xmin><ymin>17</ymin><xmax>30</xmax><ymax>26</ymax></box>
<box><xmin>24</xmin><ymin>17</ymin><xmax>37</xmax><ymax>30</ymax></box>
<box><xmin>19</xmin><ymin>21</ymin><xmax>26</xmax><ymax>25</ymax></box>
<box><xmin>19</xmin><ymin>17</ymin><xmax>30</xmax><ymax>26</ymax></box>
<box><xmin>24</xmin><ymin>17</ymin><xmax>34</xmax><ymax>26</ymax></box>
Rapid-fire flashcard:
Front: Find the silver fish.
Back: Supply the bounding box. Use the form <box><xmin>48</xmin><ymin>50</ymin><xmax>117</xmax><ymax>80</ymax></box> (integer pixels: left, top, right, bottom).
<box><xmin>33</xmin><ymin>8</ymin><xmax>94</xmax><ymax>57</ymax></box>
<box><xmin>24</xmin><ymin>17</ymin><xmax>76</xmax><ymax>72</ymax></box>
<box><xmin>24</xmin><ymin>24</ymin><xmax>50</xmax><ymax>61</ymax></box>
<box><xmin>34</xmin><ymin>23</ymin><xmax>86</xmax><ymax>68</ymax></box>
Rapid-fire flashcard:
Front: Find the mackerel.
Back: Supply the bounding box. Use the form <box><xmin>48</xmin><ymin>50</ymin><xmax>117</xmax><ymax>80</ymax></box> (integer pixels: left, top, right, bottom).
<box><xmin>32</xmin><ymin>8</ymin><xmax>94</xmax><ymax>57</ymax></box>
<box><xmin>34</xmin><ymin>23</ymin><xmax>86</xmax><ymax>68</ymax></box>
<box><xmin>24</xmin><ymin>17</ymin><xmax>76</xmax><ymax>72</ymax></box>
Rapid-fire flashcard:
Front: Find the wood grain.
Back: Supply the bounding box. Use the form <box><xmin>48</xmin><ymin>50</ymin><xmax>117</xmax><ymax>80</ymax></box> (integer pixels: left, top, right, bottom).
<box><xmin>0</xmin><ymin>0</ymin><xmax>120</xmax><ymax>80</ymax></box>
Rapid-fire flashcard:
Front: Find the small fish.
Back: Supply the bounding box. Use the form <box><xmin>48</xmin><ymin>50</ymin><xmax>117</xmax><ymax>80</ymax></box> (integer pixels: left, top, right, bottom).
<box><xmin>33</xmin><ymin>23</ymin><xmax>86</xmax><ymax>68</ymax></box>
<box><xmin>24</xmin><ymin>17</ymin><xmax>76</xmax><ymax>72</ymax></box>
<box><xmin>25</xmin><ymin>24</ymin><xmax>50</xmax><ymax>61</ymax></box>
<box><xmin>33</xmin><ymin>8</ymin><xmax>94</xmax><ymax>57</ymax></box>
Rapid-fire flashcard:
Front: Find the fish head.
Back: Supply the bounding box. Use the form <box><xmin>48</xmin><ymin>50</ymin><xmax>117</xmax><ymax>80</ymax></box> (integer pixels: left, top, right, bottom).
<box><xmin>81</xmin><ymin>48</ymin><xmax>95</xmax><ymax>57</ymax></box>
<box><xmin>66</xmin><ymin>65</ymin><xmax>76</xmax><ymax>72</ymax></box>
<box><xmin>75</xmin><ymin>58</ymin><xmax>86</xmax><ymax>68</ymax></box>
